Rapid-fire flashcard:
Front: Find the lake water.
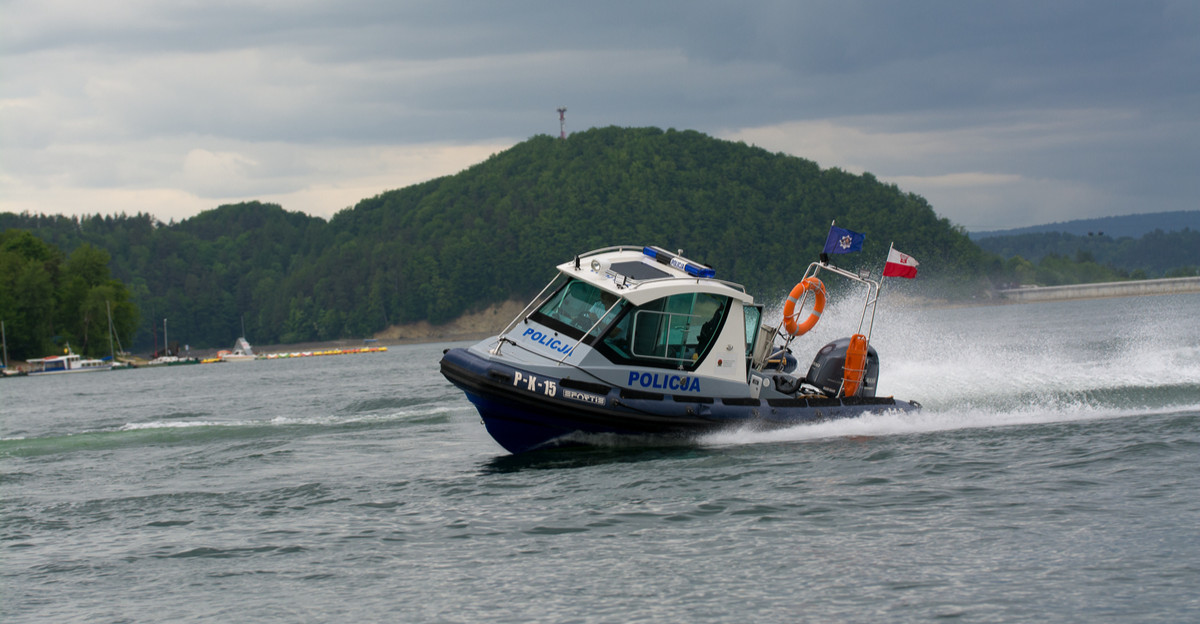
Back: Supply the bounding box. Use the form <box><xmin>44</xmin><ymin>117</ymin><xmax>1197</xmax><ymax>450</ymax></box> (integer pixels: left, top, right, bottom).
<box><xmin>3</xmin><ymin>293</ymin><xmax>1199</xmax><ymax>622</ymax></box>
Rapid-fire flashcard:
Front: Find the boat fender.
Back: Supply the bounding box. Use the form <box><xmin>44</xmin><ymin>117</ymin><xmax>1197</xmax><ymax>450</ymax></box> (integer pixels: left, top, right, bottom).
<box><xmin>782</xmin><ymin>277</ymin><xmax>826</xmax><ymax>337</ymax></box>
<box><xmin>841</xmin><ymin>333</ymin><xmax>868</xmax><ymax>397</ymax></box>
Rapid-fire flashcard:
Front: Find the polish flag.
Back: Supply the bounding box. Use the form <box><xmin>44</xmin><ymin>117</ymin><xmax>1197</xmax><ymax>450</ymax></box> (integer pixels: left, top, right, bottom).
<box><xmin>883</xmin><ymin>247</ymin><xmax>919</xmax><ymax>278</ymax></box>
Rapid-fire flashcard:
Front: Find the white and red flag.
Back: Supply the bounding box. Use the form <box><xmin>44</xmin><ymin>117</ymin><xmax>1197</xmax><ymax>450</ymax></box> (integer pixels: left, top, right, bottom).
<box><xmin>883</xmin><ymin>247</ymin><xmax>919</xmax><ymax>279</ymax></box>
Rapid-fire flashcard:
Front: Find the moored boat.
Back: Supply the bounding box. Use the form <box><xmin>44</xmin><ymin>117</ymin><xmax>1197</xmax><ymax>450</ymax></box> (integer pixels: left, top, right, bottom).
<box><xmin>27</xmin><ymin>346</ymin><xmax>113</xmax><ymax>375</ymax></box>
<box><xmin>219</xmin><ymin>337</ymin><xmax>257</xmax><ymax>362</ymax></box>
<box><xmin>143</xmin><ymin>354</ymin><xmax>200</xmax><ymax>366</ymax></box>
<box><xmin>440</xmin><ymin>244</ymin><xmax>920</xmax><ymax>454</ymax></box>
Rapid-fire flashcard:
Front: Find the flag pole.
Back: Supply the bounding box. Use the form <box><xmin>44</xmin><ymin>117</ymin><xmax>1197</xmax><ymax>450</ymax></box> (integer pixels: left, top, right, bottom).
<box><xmin>821</xmin><ymin>220</ymin><xmax>836</xmax><ymax>265</ymax></box>
<box><xmin>879</xmin><ymin>242</ymin><xmax>894</xmax><ymax>300</ymax></box>
<box><xmin>866</xmin><ymin>241</ymin><xmax>894</xmax><ymax>342</ymax></box>
<box><xmin>880</xmin><ymin>242</ymin><xmax>894</xmax><ymax>294</ymax></box>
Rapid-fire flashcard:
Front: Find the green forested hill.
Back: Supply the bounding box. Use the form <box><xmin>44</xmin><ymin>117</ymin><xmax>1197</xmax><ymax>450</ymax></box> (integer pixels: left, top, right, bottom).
<box><xmin>3</xmin><ymin>127</ymin><xmax>992</xmax><ymax>353</ymax></box>
<box><xmin>319</xmin><ymin>127</ymin><xmax>987</xmax><ymax>322</ymax></box>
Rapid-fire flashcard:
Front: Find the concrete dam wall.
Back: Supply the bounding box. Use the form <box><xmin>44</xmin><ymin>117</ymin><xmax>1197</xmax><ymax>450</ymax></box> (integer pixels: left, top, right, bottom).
<box><xmin>998</xmin><ymin>276</ymin><xmax>1200</xmax><ymax>303</ymax></box>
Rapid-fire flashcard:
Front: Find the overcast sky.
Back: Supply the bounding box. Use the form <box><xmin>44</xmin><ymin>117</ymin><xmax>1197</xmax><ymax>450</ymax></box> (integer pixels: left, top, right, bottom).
<box><xmin>3</xmin><ymin>0</ymin><xmax>1197</xmax><ymax>230</ymax></box>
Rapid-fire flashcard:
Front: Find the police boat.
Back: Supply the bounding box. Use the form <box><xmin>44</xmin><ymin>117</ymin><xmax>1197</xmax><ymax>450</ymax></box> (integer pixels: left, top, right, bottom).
<box><xmin>440</xmin><ymin>245</ymin><xmax>920</xmax><ymax>454</ymax></box>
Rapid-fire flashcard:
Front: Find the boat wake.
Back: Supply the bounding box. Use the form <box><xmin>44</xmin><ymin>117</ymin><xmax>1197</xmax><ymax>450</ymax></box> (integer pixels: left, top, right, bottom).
<box><xmin>702</xmin><ymin>294</ymin><xmax>1200</xmax><ymax>450</ymax></box>
<box><xmin>116</xmin><ymin>404</ymin><xmax>459</xmax><ymax>432</ymax></box>
<box><xmin>698</xmin><ymin>399</ymin><xmax>1199</xmax><ymax>450</ymax></box>
<box><xmin>0</xmin><ymin>404</ymin><xmax>461</xmax><ymax>457</ymax></box>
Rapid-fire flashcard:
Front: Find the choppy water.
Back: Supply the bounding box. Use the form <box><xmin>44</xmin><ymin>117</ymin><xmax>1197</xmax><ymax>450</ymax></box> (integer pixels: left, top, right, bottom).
<box><xmin>3</xmin><ymin>294</ymin><xmax>1199</xmax><ymax>622</ymax></box>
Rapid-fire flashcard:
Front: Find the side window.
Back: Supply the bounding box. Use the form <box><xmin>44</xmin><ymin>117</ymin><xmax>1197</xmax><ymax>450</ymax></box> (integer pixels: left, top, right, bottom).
<box><xmin>744</xmin><ymin>305</ymin><xmax>762</xmax><ymax>357</ymax></box>
<box><xmin>600</xmin><ymin>293</ymin><xmax>729</xmax><ymax>369</ymax></box>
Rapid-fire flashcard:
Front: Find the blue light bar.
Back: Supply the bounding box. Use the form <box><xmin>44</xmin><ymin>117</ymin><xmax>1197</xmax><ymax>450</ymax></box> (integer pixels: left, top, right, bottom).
<box><xmin>642</xmin><ymin>246</ymin><xmax>716</xmax><ymax>279</ymax></box>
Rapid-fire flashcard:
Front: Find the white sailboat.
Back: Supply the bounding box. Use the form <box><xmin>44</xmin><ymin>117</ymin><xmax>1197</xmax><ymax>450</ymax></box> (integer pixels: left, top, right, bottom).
<box><xmin>220</xmin><ymin>337</ymin><xmax>257</xmax><ymax>362</ymax></box>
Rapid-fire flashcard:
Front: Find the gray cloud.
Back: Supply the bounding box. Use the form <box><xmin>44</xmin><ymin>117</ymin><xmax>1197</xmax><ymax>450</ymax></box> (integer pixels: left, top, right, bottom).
<box><xmin>1</xmin><ymin>0</ymin><xmax>1196</xmax><ymax>227</ymax></box>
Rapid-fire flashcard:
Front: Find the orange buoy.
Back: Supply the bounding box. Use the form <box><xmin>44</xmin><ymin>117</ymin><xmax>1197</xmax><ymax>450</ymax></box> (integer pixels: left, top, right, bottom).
<box><xmin>782</xmin><ymin>276</ymin><xmax>827</xmax><ymax>336</ymax></box>
<box><xmin>842</xmin><ymin>333</ymin><xmax>869</xmax><ymax>397</ymax></box>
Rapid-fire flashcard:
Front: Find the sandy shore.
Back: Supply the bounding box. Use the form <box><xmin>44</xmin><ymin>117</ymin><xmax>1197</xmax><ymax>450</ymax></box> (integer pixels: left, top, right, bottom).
<box><xmin>163</xmin><ymin>300</ymin><xmax>528</xmax><ymax>361</ymax></box>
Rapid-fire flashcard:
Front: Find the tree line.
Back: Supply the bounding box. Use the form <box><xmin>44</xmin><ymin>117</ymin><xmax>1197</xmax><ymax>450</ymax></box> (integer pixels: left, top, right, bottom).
<box><xmin>976</xmin><ymin>229</ymin><xmax>1200</xmax><ymax>283</ymax></box>
<box><xmin>0</xmin><ymin>230</ymin><xmax>139</xmax><ymax>360</ymax></box>
<box><xmin>4</xmin><ymin>126</ymin><xmax>1188</xmax><ymax>358</ymax></box>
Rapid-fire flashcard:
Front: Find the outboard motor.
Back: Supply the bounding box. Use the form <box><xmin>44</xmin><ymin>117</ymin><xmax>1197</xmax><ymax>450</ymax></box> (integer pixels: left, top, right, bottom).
<box><xmin>804</xmin><ymin>337</ymin><xmax>879</xmax><ymax>397</ymax></box>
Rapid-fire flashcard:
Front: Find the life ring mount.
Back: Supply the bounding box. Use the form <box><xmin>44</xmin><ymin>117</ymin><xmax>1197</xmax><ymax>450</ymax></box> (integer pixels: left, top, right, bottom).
<box><xmin>782</xmin><ymin>277</ymin><xmax>826</xmax><ymax>336</ymax></box>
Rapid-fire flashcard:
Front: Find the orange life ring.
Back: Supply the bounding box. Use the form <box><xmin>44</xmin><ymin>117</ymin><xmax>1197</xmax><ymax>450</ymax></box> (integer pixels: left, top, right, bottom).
<box><xmin>842</xmin><ymin>333</ymin><xmax>868</xmax><ymax>397</ymax></box>
<box><xmin>782</xmin><ymin>276</ymin><xmax>826</xmax><ymax>336</ymax></box>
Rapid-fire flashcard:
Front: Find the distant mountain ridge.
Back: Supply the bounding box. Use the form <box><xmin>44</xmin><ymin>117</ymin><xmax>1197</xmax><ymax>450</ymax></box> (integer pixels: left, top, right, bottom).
<box><xmin>970</xmin><ymin>210</ymin><xmax>1200</xmax><ymax>240</ymax></box>
<box><xmin>3</xmin><ymin>127</ymin><xmax>991</xmax><ymax>350</ymax></box>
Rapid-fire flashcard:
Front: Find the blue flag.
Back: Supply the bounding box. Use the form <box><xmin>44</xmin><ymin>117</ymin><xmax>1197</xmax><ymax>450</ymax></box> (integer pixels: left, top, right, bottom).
<box><xmin>823</xmin><ymin>225</ymin><xmax>865</xmax><ymax>254</ymax></box>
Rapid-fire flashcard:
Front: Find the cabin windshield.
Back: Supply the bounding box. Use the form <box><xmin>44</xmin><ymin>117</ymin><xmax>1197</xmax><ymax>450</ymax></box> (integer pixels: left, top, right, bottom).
<box><xmin>531</xmin><ymin>278</ymin><xmax>624</xmax><ymax>339</ymax></box>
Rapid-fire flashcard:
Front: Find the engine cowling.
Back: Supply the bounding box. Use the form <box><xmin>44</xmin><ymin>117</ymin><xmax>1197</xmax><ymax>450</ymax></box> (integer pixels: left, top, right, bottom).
<box><xmin>804</xmin><ymin>337</ymin><xmax>879</xmax><ymax>397</ymax></box>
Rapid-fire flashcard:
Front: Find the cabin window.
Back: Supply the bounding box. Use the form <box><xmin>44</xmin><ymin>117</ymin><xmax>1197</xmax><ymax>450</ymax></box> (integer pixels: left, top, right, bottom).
<box><xmin>599</xmin><ymin>292</ymin><xmax>730</xmax><ymax>370</ymax></box>
<box><xmin>744</xmin><ymin>305</ymin><xmax>762</xmax><ymax>357</ymax></box>
<box><xmin>531</xmin><ymin>278</ymin><xmax>623</xmax><ymax>339</ymax></box>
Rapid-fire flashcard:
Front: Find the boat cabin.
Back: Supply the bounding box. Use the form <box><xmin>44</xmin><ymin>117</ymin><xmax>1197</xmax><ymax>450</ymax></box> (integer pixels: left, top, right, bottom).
<box><xmin>495</xmin><ymin>246</ymin><xmax>761</xmax><ymax>390</ymax></box>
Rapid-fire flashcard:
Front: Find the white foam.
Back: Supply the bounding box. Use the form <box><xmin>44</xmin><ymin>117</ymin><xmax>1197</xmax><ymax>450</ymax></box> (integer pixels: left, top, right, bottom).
<box><xmin>723</xmin><ymin>292</ymin><xmax>1200</xmax><ymax>449</ymax></box>
<box><xmin>793</xmin><ymin>294</ymin><xmax>1200</xmax><ymax>406</ymax></box>
<box><xmin>118</xmin><ymin>404</ymin><xmax>458</xmax><ymax>432</ymax></box>
<box><xmin>119</xmin><ymin>420</ymin><xmax>229</xmax><ymax>431</ymax></box>
<box><xmin>698</xmin><ymin>401</ymin><xmax>1197</xmax><ymax>450</ymax></box>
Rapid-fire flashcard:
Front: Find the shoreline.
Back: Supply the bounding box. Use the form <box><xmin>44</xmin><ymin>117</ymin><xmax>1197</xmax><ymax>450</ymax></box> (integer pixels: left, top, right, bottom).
<box><xmin>201</xmin><ymin>278</ymin><xmax>1200</xmax><ymax>355</ymax></box>
<box><xmin>994</xmin><ymin>275</ymin><xmax>1200</xmax><ymax>304</ymax></box>
<box><xmin>6</xmin><ymin>279</ymin><xmax>1197</xmax><ymax>369</ymax></box>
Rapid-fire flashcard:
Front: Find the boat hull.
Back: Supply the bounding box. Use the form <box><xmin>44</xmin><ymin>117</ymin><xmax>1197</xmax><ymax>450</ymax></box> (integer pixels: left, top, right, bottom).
<box><xmin>27</xmin><ymin>365</ymin><xmax>112</xmax><ymax>375</ymax></box>
<box><xmin>440</xmin><ymin>347</ymin><xmax>919</xmax><ymax>454</ymax></box>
